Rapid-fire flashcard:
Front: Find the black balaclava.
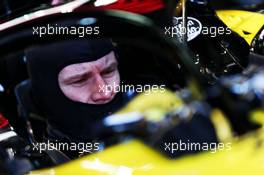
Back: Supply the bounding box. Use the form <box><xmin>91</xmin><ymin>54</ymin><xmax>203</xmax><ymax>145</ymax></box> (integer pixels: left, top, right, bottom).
<box><xmin>26</xmin><ymin>39</ymin><xmax>128</xmax><ymax>142</ymax></box>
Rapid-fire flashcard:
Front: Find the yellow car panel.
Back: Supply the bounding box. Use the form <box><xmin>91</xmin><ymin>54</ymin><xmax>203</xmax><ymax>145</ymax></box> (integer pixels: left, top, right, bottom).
<box><xmin>29</xmin><ymin>109</ymin><xmax>264</xmax><ymax>175</ymax></box>
<box><xmin>216</xmin><ymin>10</ymin><xmax>264</xmax><ymax>45</ymax></box>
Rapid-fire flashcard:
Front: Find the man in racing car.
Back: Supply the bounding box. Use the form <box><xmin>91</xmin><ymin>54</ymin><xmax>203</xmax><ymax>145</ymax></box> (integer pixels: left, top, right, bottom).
<box><xmin>25</xmin><ymin>38</ymin><xmax>218</xmax><ymax>160</ymax></box>
<box><xmin>25</xmin><ymin>39</ymin><xmax>130</xmax><ymax>158</ymax></box>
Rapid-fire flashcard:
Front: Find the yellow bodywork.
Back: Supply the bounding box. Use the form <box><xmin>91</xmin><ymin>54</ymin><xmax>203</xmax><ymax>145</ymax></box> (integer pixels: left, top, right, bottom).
<box><xmin>216</xmin><ymin>10</ymin><xmax>264</xmax><ymax>45</ymax></box>
<box><xmin>117</xmin><ymin>89</ymin><xmax>183</xmax><ymax>122</ymax></box>
<box><xmin>29</xmin><ymin>116</ymin><xmax>264</xmax><ymax>175</ymax></box>
<box><xmin>28</xmin><ymin>88</ymin><xmax>264</xmax><ymax>175</ymax></box>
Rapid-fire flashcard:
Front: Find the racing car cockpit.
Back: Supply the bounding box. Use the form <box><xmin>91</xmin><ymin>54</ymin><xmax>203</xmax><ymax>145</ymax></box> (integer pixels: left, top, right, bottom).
<box><xmin>2</xmin><ymin>1</ymin><xmax>264</xmax><ymax>175</ymax></box>
<box><xmin>0</xmin><ymin>2</ymin><xmax>221</xmax><ymax>170</ymax></box>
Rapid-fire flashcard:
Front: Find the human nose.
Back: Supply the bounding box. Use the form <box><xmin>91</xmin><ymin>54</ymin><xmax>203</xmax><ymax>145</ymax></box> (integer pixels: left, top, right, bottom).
<box><xmin>91</xmin><ymin>73</ymin><xmax>112</xmax><ymax>102</ymax></box>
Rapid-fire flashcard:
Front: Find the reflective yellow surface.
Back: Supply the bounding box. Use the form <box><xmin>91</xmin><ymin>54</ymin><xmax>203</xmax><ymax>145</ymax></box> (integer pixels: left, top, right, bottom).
<box><xmin>117</xmin><ymin>89</ymin><xmax>183</xmax><ymax>122</ymax></box>
<box><xmin>211</xmin><ymin>109</ymin><xmax>233</xmax><ymax>143</ymax></box>
<box><xmin>29</xmin><ymin>109</ymin><xmax>264</xmax><ymax>175</ymax></box>
<box><xmin>216</xmin><ymin>10</ymin><xmax>264</xmax><ymax>45</ymax></box>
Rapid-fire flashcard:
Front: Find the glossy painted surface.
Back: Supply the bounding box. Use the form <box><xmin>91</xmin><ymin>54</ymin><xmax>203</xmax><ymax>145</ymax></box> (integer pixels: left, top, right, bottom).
<box><xmin>29</xmin><ymin>130</ymin><xmax>264</xmax><ymax>175</ymax></box>
<box><xmin>28</xmin><ymin>108</ymin><xmax>264</xmax><ymax>175</ymax></box>
<box><xmin>216</xmin><ymin>10</ymin><xmax>264</xmax><ymax>45</ymax></box>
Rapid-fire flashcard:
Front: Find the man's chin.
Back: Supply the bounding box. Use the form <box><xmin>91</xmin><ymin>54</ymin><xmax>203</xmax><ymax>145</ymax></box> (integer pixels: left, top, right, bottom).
<box><xmin>93</xmin><ymin>100</ymin><xmax>112</xmax><ymax>105</ymax></box>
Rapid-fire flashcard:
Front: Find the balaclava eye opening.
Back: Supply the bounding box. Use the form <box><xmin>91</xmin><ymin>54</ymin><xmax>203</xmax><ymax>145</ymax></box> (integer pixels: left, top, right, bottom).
<box><xmin>26</xmin><ymin>39</ymin><xmax>128</xmax><ymax>141</ymax></box>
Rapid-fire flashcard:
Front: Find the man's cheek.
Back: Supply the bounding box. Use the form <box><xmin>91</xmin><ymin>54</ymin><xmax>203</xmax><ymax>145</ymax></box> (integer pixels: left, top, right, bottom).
<box><xmin>109</xmin><ymin>77</ymin><xmax>120</xmax><ymax>92</ymax></box>
<box><xmin>67</xmin><ymin>88</ymin><xmax>80</xmax><ymax>101</ymax></box>
<box><xmin>113</xmin><ymin>72</ymin><xmax>121</xmax><ymax>86</ymax></box>
<box><xmin>80</xmin><ymin>86</ymin><xmax>93</xmax><ymax>103</ymax></box>
<box><xmin>66</xmin><ymin>86</ymin><xmax>89</xmax><ymax>103</ymax></box>
<box><xmin>60</xmin><ymin>86</ymin><xmax>78</xmax><ymax>101</ymax></box>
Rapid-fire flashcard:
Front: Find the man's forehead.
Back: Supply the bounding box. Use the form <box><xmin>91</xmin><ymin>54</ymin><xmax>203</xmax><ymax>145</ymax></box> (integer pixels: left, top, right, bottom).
<box><xmin>60</xmin><ymin>51</ymin><xmax>117</xmax><ymax>76</ymax></box>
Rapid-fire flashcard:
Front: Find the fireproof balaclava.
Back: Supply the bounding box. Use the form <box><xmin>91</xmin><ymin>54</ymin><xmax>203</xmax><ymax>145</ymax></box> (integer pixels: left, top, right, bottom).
<box><xmin>25</xmin><ymin>39</ymin><xmax>128</xmax><ymax>142</ymax></box>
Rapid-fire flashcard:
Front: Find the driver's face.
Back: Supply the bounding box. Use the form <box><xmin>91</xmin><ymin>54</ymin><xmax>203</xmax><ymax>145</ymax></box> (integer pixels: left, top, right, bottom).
<box><xmin>58</xmin><ymin>51</ymin><xmax>120</xmax><ymax>104</ymax></box>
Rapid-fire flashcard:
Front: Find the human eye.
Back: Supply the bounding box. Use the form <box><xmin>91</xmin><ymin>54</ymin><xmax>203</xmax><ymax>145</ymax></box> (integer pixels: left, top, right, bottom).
<box><xmin>72</xmin><ymin>78</ymin><xmax>86</xmax><ymax>84</ymax></box>
<box><xmin>68</xmin><ymin>75</ymin><xmax>88</xmax><ymax>87</ymax></box>
<box><xmin>103</xmin><ymin>68</ymin><xmax>115</xmax><ymax>75</ymax></box>
<box><xmin>102</xmin><ymin>69</ymin><xmax>116</xmax><ymax>79</ymax></box>
<box><xmin>102</xmin><ymin>64</ymin><xmax>118</xmax><ymax>77</ymax></box>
